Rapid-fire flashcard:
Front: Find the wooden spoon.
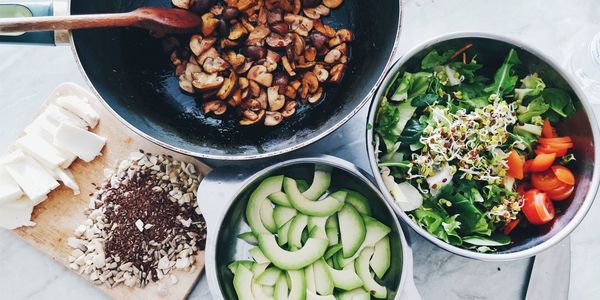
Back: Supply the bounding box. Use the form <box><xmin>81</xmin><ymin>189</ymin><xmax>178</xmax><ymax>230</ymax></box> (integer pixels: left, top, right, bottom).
<box><xmin>0</xmin><ymin>7</ymin><xmax>202</xmax><ymax>35</ymax></box>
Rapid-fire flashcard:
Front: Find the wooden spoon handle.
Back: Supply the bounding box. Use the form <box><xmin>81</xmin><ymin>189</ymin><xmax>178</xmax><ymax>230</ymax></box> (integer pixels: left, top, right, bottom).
<box><xmin>0</xmin><ymin>12</ymin><xmax>142</xmax><ymax>33</ymax></box>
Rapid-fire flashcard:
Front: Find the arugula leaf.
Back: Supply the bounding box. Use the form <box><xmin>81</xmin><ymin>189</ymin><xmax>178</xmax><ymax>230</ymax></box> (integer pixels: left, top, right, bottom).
<box><xmin>399</xmin><ymin>118</ymin><xmax>424</xmax><ymax>144</ymax></box>
<box><xmin>411</xmin><ymin>93</ymin><xmax>439</xmax><ymax>107</ymax></box>
<box><xmin>517</xmin><ymin>96</ymin><xmax>549</xmax><ymax>123</ymax></box>
<box><xmin>484</xmin><ymin>49</ymin><xmax>522</xmax><ymax>96</ymax></box>
<box><xmin>421</xmin><ymin>49</ymin><xmax>454</xmax><ymax>70</ymax></box>
<box><xmin>542</xmin><ymin>88</ymin><xmax>576</xmax><ymax>118</ymax></box>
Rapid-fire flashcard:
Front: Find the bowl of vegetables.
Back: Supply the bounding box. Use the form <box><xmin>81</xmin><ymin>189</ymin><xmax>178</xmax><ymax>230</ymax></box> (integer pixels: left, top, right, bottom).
<box><xmin>201</xmin><ymin>156</ymin><xmax>411</xmax><ymax>299</ymax></box>
<box><xmin>367</xmin><ymin>32</ymin><xmax>600</xmax><ymax>260</ymax></box>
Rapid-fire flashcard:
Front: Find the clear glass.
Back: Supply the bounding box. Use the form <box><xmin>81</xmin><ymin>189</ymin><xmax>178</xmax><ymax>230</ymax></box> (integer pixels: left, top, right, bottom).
<box><xmin>569</xmin><ymin>32</ymin><xmax>600</xmax><ymax>103</ymax></box>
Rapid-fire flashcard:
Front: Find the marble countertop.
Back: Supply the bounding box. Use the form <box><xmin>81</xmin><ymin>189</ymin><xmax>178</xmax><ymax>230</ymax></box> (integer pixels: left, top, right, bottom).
<box><xmin>1</xmin><ymin>0</ymin><xmax>600</xmax><ymax>299</ymax></box>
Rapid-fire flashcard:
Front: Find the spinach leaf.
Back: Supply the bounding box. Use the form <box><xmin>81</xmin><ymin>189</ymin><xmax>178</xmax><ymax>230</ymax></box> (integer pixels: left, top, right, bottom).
<box><xmin>421</xmin><ymin>49</ymin><xmax>454</xmax><ymax>70</ymax></box>
<box><xmin>413</xmin><ymin>202</ymin><xmax>462</xmax><ymax>246</ymax></box>
<box><xmin>411</xmin><ymin>93</ymin><xmax>439</xmax><ymax>107</ymax></box>
<box><xmin>449</xmin><ymin>61</ymin><xmax>482</xmax><ymax>83</ymax></box>
<box><xmin>463</xmin><ymin>234</ymin><xmax>511</xmax><ymax>246</ymax></box>
<box><xmin>517</xmin><ymin>96</ymin><xmax>549</xmax><ymax>123</ymax></box>
<box><xmin>399</xmin><ymin>118</ymin><xmax>424</xmax><ymax>144</ymax></box>
<box><xmin>484</xmin><ymin>49</ymin><xmax>522</xmax><ymax>96</ymax></box>
<box><xmin>542</xmin><ymin>88</ymin><xmax>576</xmax><ymax>118</ymax></box>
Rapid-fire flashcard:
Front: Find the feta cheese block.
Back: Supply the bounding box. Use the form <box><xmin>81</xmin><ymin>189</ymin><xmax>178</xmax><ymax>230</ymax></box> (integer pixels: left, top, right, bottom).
<box><xmin>3</xmin><ymin>151</ymin><xmax>59</xmax><ymax>202</ymax></box>
<box><xmin>53</xmin><ymin>168</ymin><xmax>80</xmax><ymax>195</ymax></box>
<box><xmin>24</xmin><ymin>113</ymin><xmax>59</xmax><ymax>141</ymax></box>
<box><xmin>0</xmin><ymin>196</ymin><xmax>35</xmax><ymax>229</ymax></box>
<box><xmin>55</xmin><ymin>95</ymin><xmax>99</xmax><ymax>128</ymax></box>
<box><xmin>53</xmin><ymin>123</ymin><xmax>106</xmax><ymax>162</ymax></box>
<box><xmin>16</xmin><ymin>133</ymin><xmax>70</xmax><ymax>169</ymax></box>
<box><xmin>0</xmin><ymin>167</ymin><xmax>23</xmax><ymax>204</ymax></box>
<box><xmin>44</xmin><ymin>104</ymin><xmax>89</xmax><ymax>129</ymax></box>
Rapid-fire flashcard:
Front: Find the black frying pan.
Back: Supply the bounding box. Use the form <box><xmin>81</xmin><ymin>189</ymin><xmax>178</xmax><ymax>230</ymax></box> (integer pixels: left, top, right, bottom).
<box><xmin>0</xmin><ymin>0</ymin><xmax>401</xmax><ymax>160</ymax></box>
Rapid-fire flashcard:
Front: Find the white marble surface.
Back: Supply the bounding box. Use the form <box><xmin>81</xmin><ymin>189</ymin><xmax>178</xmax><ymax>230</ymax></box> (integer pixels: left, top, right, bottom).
<box><xmin>1</xmin><ymin>0</ymin><xmax>600</xmax><ymax>299</ymax></box>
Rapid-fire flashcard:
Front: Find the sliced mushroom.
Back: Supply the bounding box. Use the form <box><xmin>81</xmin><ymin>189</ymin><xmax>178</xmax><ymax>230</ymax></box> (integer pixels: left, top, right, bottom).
<box><xmin>220</xmin><ymin>39</ymin><xmax>240</xmax><ymax>48</ymax></box>
<box><xmin>293</xmin><ymin>0</ymin><xmax>302</xmax><ymax>14</ymax></box>
<box><xmin>185</xmin><ymin>62</ymin><xmax>203</xmax><ymax>81</ymax></box>
<box><xmin>291</xmin><ymin>33</ymin><xmax>305</xmax><ymax>56</ymax></box>
<box><xmin>290</xmin><ymin>79</ymin><xmax>302</xmax><ymax>90</ymax></box>
<box><xmin>239</xmin><ymin>77</ymin><xmax>250</xmax><ymax>90</ymax></box>
<box><xmin>241</xmin><ymin>17</ymin><xmax>256</xmax><ymax>32</ymax></box>
<box><xmin>313</xmin><ymin>64</ymin><xmax>329</xmax><ymax>82</ymax></box>
<box><xmin>309</xmin><ymin>31</ymin><xmax>329</xmax><ymax>49</ymax></box>
<box><xmin>224</xmin><ymin>51</ymin><xmax>246</xmax><ymax>69</ymax></box>
<box><xmin>228</xmin><ymin>89</ymin><xmax>243</xmax><ymax>107</ymax></box>
<box><xmin>249</xmin><ymin>79</ymin><xmax>262</xmax><ymax>97</ymax></box>
<box><xmin>178</xmin><ymin>75</ymin><xmax>194</xmax><ymax>94</ymax></box>
<box><xmin>282</xmin><ymin>56</ymin><xmax>297</xmax><ymax>76</ymax></box>
<box><xmin>329</xmin><ymin>63</ymin><xmax>345</xmax><ymax>83</ymax></box>
<box><xmin>236</xmin><ymin>60</ymin><xmax>254</xmax><ymax>74</ymax></box>
<box><xmin>228</xmin><ymin>23</ymin><xmax>249</xmax><ymax>40</ymax></box>
<box><xmin>266</xmin><ymin>50</ymin><xmax>282</xmax><ymax>63</ymax></box>
<box><xmin>217</xmin><ymin>71</ymin><xmax>238</xmax><ymax>100</ymax></box>
<box><xmin>256</xmin><ymin>89</ymin><xmax>268</xmax><ymax>109</ymax></box>
<box><xmin>210</xmin><ymin>4</ymin><xmax>224</xmax><ymax>16</ymax></box>
<box><xmin>247</xmin><ymin>25</ymin><xmax>271</xmax><ymax>43</ymax></box>
<box><xmin>270</xmin><ymin>22</ymin><xmax>289</xmax><ymax>35</ymax></box>
<box><xmin>267</xmin><ymin>86</ymin><xmax>286</xmax><ymax>111</ymax></box>
<box><xmin>244</xmin><ymin>98</ymin><xmax>262</xmax><ymax>111</ymax></box>
<box><xmin>266</xmin><ymin>0</ymin><xmax>294</xmax><ymax>12</ymax></box>
<box><xmin>201</xmin><ymin>13</ymin><xmax>220</xmax><ymax>36</ymax></box>
<box><xmin>284</xmin><ymin>14</ymin><xmax>314</xmax><ymax>36</ymax></box>
<box><xmin>192</xmin><ymin>72</ymin><xmax>224</xmax><ymax>91</ymax></box>
<box><xmin>324</xmin><ymin>49</ymin><xmax>342</xmax><ymax>64</ymax></box>
<box><xmin>197</xmin><ymin>47</ymin><xmax>220</xmax><ymax>65</ymax></box>
<box><xmin>304</xmin><ymin>46</ymin><xmax>317</xmax><ymax>62</ymax></box>
<box><xmin>336</xmin><ymin>28</ymin><xmax>353</xmax><ymax>42</ymax></box>
<box><xmin>172</xmin><ymin>0</ymin><xmax>191</xmax><ymax>9</ymax></box>
<box><xmin>240</xmin><ymin>110</ymin><xmax>265</xmax><ymax>125</ymax></box>
<box><xmin>301</xmin><ymin>71</ymin><xmax>319</xmax><ymax>99</ymax></box>
<box><xmin>170</xmin><ymin>51</ymin><xmax>183</xmax><ymax>66</ymax></box>
<box><xmin>175</xmin><ymin>62</ymin><xmax>187</xmax><ymax>76</ymax></box>
<box><xmin>190</xmin><ymin>35</ymin><xmax>207</xmax><ymax>56</ymax></box>
<box><xmin>203</xmin><ymin>57</ymin><xmax>230</xmax><ymax>74</ymax></box>
<box><xmin>248</xmin><ymin>65</ymin><xmax>274</xmax><ymax>87</ymax></box>
<box><xmin>266</xmin><ymin>33</ymin><xmax>293</xmax><ymax>48</ymax></box>
<box><xmin>282</xmin><ymin>100</ymin><xmax>297</xmax><ymax>118</ymax></box>
<box><xmin>263</xmin><ymin>57</ymin><xmax>278</xmax><ymax>72</ymax></box>
<box><xmin>284</xmin><ymin>85</ymin><xmax>298</xmax><ymax>99</ymax></box>
<box><xmin>334</xmin><ymin>42</ymin><xmax>348</xmax><ymax>55</ymax></box>
<box><xmin>313</xmin><ymin>20</ymin><xmax>336</xmax><ymax>38</ymax></box>
<box><xmin>322</xmin><ymin>0</ymin><xmax>343</xmax><ymax>9</ymax></box>
<box><xmin>237</xmin><ymin>0</ymin><xmax>256</xmax><ymax>11</ymax></box>
<box><xmin>264</xmin><ymin>111</ymin><xmax>284</xmax><ymax>126</ymax></box>
<box><xmin>295</xmin><ymin>61</ymin><xmax>316</xmax><ymax>70</ymax></box>
<box><xmin>308</xmin><ymin>87</ymin><xmax>323</xmax><ymax>103</ymax></box>
<box><xmin>203</xmin><ymin>100</ymin><xmax>227</xmax><ymax>116</ymax></box>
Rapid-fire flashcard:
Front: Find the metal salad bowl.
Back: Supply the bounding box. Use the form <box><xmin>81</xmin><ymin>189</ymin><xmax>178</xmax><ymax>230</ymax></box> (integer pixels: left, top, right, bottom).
<box><xmin>366</xmin><ymin>32</ymin><xmax>600</xmax><ymax>261</ymax></box>
<box><xmin>197</xmin><ymin>156</ymin><xmax>417</xmax><ymax>299</ymax></box>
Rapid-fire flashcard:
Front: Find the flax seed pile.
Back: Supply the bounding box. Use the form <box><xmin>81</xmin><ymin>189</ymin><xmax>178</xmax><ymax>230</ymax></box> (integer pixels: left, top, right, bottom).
<box><xmin>67</xmin><ymin>151</ymin><xmax>207</xmax><ymax>290</ymax></box>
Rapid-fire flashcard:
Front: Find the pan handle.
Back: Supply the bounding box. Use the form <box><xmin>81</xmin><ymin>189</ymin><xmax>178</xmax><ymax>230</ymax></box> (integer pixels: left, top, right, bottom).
<box><xmin>0</xmin><ymin>0</ymin><xmax>69</xmax><ymax>45</ymax></box>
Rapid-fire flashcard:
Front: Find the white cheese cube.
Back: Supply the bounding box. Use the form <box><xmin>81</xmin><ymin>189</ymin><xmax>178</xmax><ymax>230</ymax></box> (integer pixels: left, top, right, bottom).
<box><xmin>45</xmin><ymin>104</ymin><xmax>89</xmax><ymax>129</ymax></box>
<box><xmin>53</xmin><ymin>168</ymin><xmax>80</xmax><ymax>195</ymax></box>
<box><xmin>4</xmin><ymin>154</ymin><xmax>58</xmax><ymax>202</ymax></box>
<box><xmin>0</xmin><ymin>167</ymin><xmax>23</xmax><ymax>204</ymax></box>
<box><xmin>16</xmin><ymin>133</ymin><xmax>70</xmax><ymax>169</ymax></box>
<box><xmin>53</xmin><ymin>123</ymin><xmax>106</xmax><ymax>162</ymax></box>
<box><xmin>24</xmin><ymin>114</ymin><xmax>58</xmax><ymax>141</ymax></box>
<box><xmin>0</xmin><ymin>196</ymin><xmax>35</xmax><ymax>230</ymax></box>
<box><xmin>55</xmin><ymin>95</ymin><xmax>99</xmax><ymax>128</ymax></box>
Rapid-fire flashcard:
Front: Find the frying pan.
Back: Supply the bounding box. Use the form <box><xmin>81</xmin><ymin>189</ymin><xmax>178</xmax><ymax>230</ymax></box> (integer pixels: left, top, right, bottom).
<box><xmin>0</xmin><ymin>0</ymin><xmax>402</xmax><ymax>160</ymax></box>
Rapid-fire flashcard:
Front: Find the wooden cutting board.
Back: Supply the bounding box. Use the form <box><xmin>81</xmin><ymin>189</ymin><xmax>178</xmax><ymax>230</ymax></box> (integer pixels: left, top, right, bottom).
<box><xmin>10</xmin><ymin>82</ymin><xmax>212</xmax><ymax>300</ymax></box>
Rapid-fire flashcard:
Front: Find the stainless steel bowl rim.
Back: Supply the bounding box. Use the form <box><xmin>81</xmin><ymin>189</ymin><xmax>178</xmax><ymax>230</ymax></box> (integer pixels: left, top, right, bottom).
<box><xmin>366</xmin><ymin>31</ymin><xmax>600</xmax><ymax>261</ymax></box>
<box><xmin>66</xmin><ymin>0</ymin><xmax>404</xmax><ymax>161</ymax></box>
<box><xmin>203</xmin><ymin>155</ymin><xmax>411</xmax><ymax>299</ymax></box>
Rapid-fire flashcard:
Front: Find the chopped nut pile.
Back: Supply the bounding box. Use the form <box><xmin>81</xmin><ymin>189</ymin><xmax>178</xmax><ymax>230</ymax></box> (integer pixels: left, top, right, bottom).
<box><xmin>167</xmin><ymin>0</ymin><xmax>353</xmax><ymax>126</ymax></box>
<box><xmin>67</xmin><ymin>151</ymin><xmax>206</xmax><ymax>289</ymax></box>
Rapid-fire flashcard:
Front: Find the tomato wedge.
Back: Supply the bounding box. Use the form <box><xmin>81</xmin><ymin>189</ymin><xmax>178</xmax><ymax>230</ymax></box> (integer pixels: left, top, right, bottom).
<box><xmin>535</xmin><ymin>145</ymin><xmax>568</xmax><ymax>157</ymax></box>
<box><xmin>538</xmin><ymin>137</ymin><xmax>572</xmax><ymax>144</ymax></box>
<box><xmin>542</xmin><ymin>119</ymin><xmax>556</xmax><ymax>138</ymax></box>
<box><xmin>529</xmin><ymin>153</ymin><xmax>556</xmax><ymax>172</ymax></box>
<box><xmin>531</xmin><ymin>170</ymin><xmax>564</xmax><ymax>191</ymax></box>
<box><xmin>546</xmin><ymin>183</ymin><xmax>575</xmax><ymax>201</ymax></box>
<box><xmin>504</xmin><ymin>218</ymin><xmax>521</xmax><ymax>235</ymax></box>
<box><xmin>523</xmin><ymin>159</ymin><xmax>533</xmax><ymax>174</ymax></box>
<box><xmin>551</xmin><ymin>165</ymin><xmax>576</xmax><ymax>185</ymax></box>
<box><xmin>507</xmin><ymin>150</ymin><xmax>525</xmax><ymax>179</ymax></box>
<box><xmin>522</xmin><ymin>189</ymin><xmax>555</xmax><ymax>225</ymax></box>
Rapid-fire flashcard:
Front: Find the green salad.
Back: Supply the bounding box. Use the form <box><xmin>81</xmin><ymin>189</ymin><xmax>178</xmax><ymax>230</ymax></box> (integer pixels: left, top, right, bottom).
<box><xmin>374</xmin><ymin>45</ymin><xmax>577</xmax><ymax>251</ymax></box>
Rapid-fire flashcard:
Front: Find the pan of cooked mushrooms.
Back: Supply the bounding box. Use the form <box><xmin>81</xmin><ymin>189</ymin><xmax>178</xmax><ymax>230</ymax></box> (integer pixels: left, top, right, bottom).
<box><xmin>0</xmin><ymin>0</ymin><xmax>401</xmax><ymax>160</ymax></box>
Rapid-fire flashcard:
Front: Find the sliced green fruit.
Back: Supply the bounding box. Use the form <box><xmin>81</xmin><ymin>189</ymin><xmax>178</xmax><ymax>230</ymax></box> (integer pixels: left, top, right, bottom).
<box><xmin>325</xmin><ymin>215</ymin><xmax>339</xmax><ymax>246</ymax></box>
<box><xmin>325</xmin><ymin>214</ymin><xmax>338</xmax><ymax>229</ymax></box>
<box><xmin>308</xmin><ymin>216</ymin><xmax>328</xmax><ymax>239</ymax></box>
<box><xmin>277</xmin><ymin>219</ymin><xmax>292</xmax><ymax>246</ymax></box>
<box><xmin>313</xmin><ymin>258</ymin><xmax>334</xmax><ymax>295</ymax></box>
<box><xmin>306</xmin><ymin>290</ymin><xmax>336</xmax><ymax>300</ymax></box>
<box><xmin>340</xmin><ymin>188</ymin><xmax>372</xmax><ymax>216</ymax></box>
<box><xmin>355</xmin><ymin>247</ymin><xmax>387</xmax><ymax>299</ymax></box>
<box><xmin>233</xmin><ymin>265</ymin><xmax>256</xmax><ymax>300</ymax></box>
<box><xmin>274</xmin><ymin>206</ymin><xmax>297</xmax><ymax>228</ymax></box>
<box><xmin>371</xmin><ymin>236</ymin><xmax>391</xmax><ymax>279</ymax></box>
<box><xmin>338</xmin><ymin>203</ymin><xmax>366</xmax><ymax>258</ymax></box>
<box><xmin>252</xmin><ymin>262</ymin><xmax>270</xmax><ymax>277</ymax></box>
<box><xmin>324</xmin><ymin>244</ymin><xmax>343</xmax><ymax>260</ymax></box>
<box><xmin>238</xmin><ymin>232</ymin><xmax>258</xmax><ymax>245</ymax></box>
<box><xmin>256</xmin><ymin>267</ymin><xmax>282</xmax><ymax>286</ymax></box>
<box><xmin>305</xmin><ymin>263</ymin><xmax>316</xmax><ymax>292</ymax></box>
<box><xmin>269</xmin><ymin>191</ymin><xmax>292</xmax><ymax>207</ymax></box>
<box><xmin>228</xmin><ymin>260</ymin><xmax>254</xmax><ymax>274</ymax></box>
<box><xmin>337</xmin><ymin>288</ymin><xmax>371</xmax><ymax>300</ymax></box>
<box><xmin>287</xmin><ymin>270</ymin><xmax>306</xmax><ymax>300</ymax></box>
<box><xmin>274</xmin><ymin>274</ymin><xmax>289</xmax><ymax>300</ymax></box>
<box><xmin>302</xmin><ymin>165</ymin><xmax>332</xmax><ymax>200</ymax></box>
<box><xmin>261</xmin><ymin>199</ymin><xmax>277</xmax><ymax>233</ymax></box>
<box><xmin>288</xmin><ymin>214</ymin><xmax>309</xmax><ymax>249</ymax></box>
<box><xmin>257</xmin><ymin>234</ymin><xmax>328</xmax><ymax>270</ymax></box>
<box><xmin>341</xmin><ymin>216</ymin><xmax>391</xmax><ymax>266</ymax></box>
<box><xmin>284</xmin><ymin>177</ymin><xmax>345</xmax><ymax>217</ymax></box>
<box><xmin>326</xmin><ymin>261</ymin><xmax>363</xmax><ymax>291</ymax></box>
<box><xmin>249</xmin><ymin>247</ymin><xmax>270</xmax><ymax>264</ymax></box>
<box><xmin>263</xmin><ymin>285</ymin><xmax>275</xmax><ymax>296</ymax></box>
<box><xmin>332</xmin><ymin>251</ymin><xmax>343</xmax><ymax>270</ymax></box>
<box><xmin>247</xmin><ymin>175</ymin><xmax>284</xmax><ymax>234</ymax></box>
<box><xmin>252</xmin><ymin>279</ymin><xmax>274</xmax><ymax>300</ymax></box>
<box><xmin>297</xmin><ymin>179</ymin><xmax>310</xmax><ymax>193</ymax></box>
